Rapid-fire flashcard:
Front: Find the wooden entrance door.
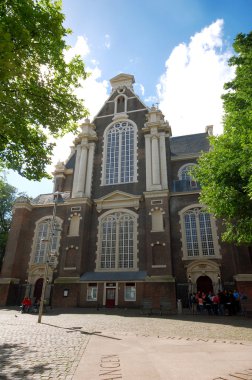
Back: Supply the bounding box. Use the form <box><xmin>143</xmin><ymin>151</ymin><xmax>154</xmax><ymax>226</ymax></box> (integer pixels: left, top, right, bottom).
<box><xmin>197</xmin><ymin>275</ymin><xmax>213</xmax><ymax>294</ymax></box>
<box><xmin>106</xmin><ymin>288</ymin><xmax>116</xmax><ymax>308</ymax></box>
<box><xmin>33</xmin><ymin>278</ymin><xmax>43</xmax><ymax>302</ymax></box>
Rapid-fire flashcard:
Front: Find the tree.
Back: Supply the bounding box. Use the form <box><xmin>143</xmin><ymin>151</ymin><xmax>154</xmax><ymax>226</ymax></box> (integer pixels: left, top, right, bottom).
<box><xmin>195</xmin><ymin>32</ymin><xmax>252</xmax><ymax>245</ymax></box>
<box><xmin>0</xmin><ymin>175</ymin><xmax>22</xmax><ymax>269</ymax></box>
<box><xmin>0</xmin><ymin>0</ymin><xmax>88</xmax><ymax>180</ymax></box>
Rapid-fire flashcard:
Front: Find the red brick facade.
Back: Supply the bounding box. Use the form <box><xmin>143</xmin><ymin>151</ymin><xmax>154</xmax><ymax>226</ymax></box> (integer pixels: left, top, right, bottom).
<box><xmin>1</xmin><ymin>74</ymin><xmax>251</xmax><ymax>311</ymax></box>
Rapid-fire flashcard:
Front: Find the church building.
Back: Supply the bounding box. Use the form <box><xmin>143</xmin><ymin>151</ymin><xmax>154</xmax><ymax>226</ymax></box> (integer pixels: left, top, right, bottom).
<box><xmin>0</xmin><ymin>74</ymin><xmax>251</xmax><ymax>310</ymax></box>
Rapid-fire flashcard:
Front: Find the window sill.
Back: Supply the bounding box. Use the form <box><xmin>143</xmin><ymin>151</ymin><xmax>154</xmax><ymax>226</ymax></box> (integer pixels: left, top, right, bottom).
<box><xmin>124</xmin><ymin>299</ymin><xmax>136</xmax><ymax>302</ymax></box>
<box><xmin>182</xmin><ymin>255</ymin><xmax>221</xmax><ymax>261</ymax></box>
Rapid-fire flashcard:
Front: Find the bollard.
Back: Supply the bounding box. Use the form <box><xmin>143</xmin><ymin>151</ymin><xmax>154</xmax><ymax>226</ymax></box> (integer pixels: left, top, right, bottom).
<box><xmin>177</xmin><ymin>299</ymin><xmax>183</xmax><ymax>314</ymax></box>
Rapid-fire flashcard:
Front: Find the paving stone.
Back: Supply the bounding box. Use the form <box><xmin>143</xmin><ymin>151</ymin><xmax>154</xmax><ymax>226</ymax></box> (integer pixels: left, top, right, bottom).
<box><xmin>0</xmin><ymin>308</ymin><xmax>252</xmax><ymax>379</ymax></box>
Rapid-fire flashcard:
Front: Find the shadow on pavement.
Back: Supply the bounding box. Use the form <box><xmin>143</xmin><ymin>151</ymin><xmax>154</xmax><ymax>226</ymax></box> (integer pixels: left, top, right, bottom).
<box><xmin>41</xmin><ymin>322</ymin><xmax>122</xmax><ymax>340</ymax></box>
<box><xmin>0</xmin><ymin>343</ymin><xmax>51</xmax><ymax>380</ymax></box>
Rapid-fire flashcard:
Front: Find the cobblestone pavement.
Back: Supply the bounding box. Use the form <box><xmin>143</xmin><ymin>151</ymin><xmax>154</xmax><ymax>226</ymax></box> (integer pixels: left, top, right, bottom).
<box><xmin>0</xmin><ymin>307</ymin><xmax>252</xmax><ymax>379</ymax></box>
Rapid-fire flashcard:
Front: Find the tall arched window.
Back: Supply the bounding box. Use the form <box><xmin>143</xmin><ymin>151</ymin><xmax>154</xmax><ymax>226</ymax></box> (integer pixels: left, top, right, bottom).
<box><xmin>180</xmin><ymin>206</ymin><xmax>220</xmax><ymax>259</ymax></box>
<box><xmin>33</xmin><ymin>218</ymin><xmax>62</xmax><ymax>264</ymax></box>
<box><xmin>116</xmin><ymin>95</ymin><xmax>126</xmax><ymax>113</ymax></box>
<box><xmin>97</xmin><ymin>211</ymin><xmax>137</xmax><ymax>270</ymax></box>
<box><xmin>178</xmin><ymin>163</ymin><xmax>198</xmax><ymax>188</ymax></box>
<box><xmin>104</xmin><ymin>121</ymin><xmax>136</xmax><ymax>185</ymax></box>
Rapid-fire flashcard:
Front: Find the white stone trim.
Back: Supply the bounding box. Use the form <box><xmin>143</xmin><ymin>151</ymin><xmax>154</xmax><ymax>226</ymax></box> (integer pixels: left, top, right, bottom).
<box><xmin>143</xmin><ymin>190</ymin><xmax>169</xmax><ymax>199</ymax></box>
<box><xmin>171</xmin><ymin>153</ymin><xmax>201</xmax><ymax>161</ymax></box>
<box><xmin>149</xmin><ymin>207</ymin><xmax>165</xmax><ymax>232</ymax></box>
<box><xmin>110</xmin><ymin>73</ymin><xmax>135</xmax><ymax>91</ymax></box>
<box><xmin>85</xmin><ymin>142</ymin><xmax>95</xmax><ymax>197</ymax></box>
<box><xmin>54</xmin><ymin>277</ymin><xmax>80</xmax><ymax>283</ymax></box>
<box><xmin>186</xmin><ymin>260</ymin><xmax>221</xmax><ymax>293</ymax></box>
<box><xmin>114</xmin><ymin>94</ymin><xmax>127</xmax><ymax>114</ymax></box>
<box><xmin>145</xmin><ymin>275</ymin><xmax>175</xmax><ymax>282</ymax></box>
<box><xmin>234</xmin><ymin>274</ymin><xmax>252</xmax><ymax>282</ymax></box>
<box><xmin>95</xmin><ymin>191</ymin><xmax>141</xmax><ymax>212</ymax></box>
<box><xmin>112</xmin><ymin>112</ymin><xmax>129</xmax><ymax>121</ymax></box>
<box><xmin>0</xmin><ymin>278</ymin><xmax>20</xmax><ymax>284</ymax></box>
<box><xmin>76</xmin><ymin>142</ymin><xmax>88</xmax><ymax>196</ymax></box>
<box><xmin>13</xmin><ymin>200</ymin><xmax>33</xmax><ymax>212</ymax></box>
<box><xmin>151</xmin><ymin>135</ymin><xmax>161</xmax><ymax>185</ymax></box>
<box><xmin>28</xmin><ymin>263</ymin><xmax>55</xmax><ymax>287</ymax></box>
<box><xmin>68</xmin><ymin>213</ymin><xmax>81</xmax><ymax>237</ymax></box>
<box><xmin>145</xmin><ymin>134</ymin><xmax>152</xmax><ymax>190</ymax></box>
<box><xmin>72</xmin><ymin>120</ymin><xmax>97</xmax><ymax>198</ymax></box>
<box><xmin>159</xmin><ymin>133</ymin><xmax>168</xmax><ymax>189</ymax></box>
<box><xmin>170</xmin><ymin>191</ymin><xmax>200</xmax><ymax>197</ymax></box>
<box><xmin>72</xmin><ymin>145</ymin><xmax>81</xmax><ymax>197</ymax></box>
<box><xmin>143</xmin><ymin>108</ymin><xmax>169</xmax><ymax>191</ymax></box>
<box><xmin>94</xmin><ymin>108</ymin><xmax>148</xmax><ymax>119</ymax></box>
<box><xmin>65</xmin><ymin>197</ymin><xmax>93</xmax><ymax>207</ymax></box>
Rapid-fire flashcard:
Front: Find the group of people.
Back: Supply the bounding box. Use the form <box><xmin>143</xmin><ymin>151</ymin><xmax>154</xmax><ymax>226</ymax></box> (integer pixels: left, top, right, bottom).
<box><xmin>21</xmin><ymin>297</ymin><xmax>40</xmax><ymax>313</ymax></box>
<box><xmin>189</xmin><ymin>289</ymin><xmax>247</xmax><ymax>316</ymax></box>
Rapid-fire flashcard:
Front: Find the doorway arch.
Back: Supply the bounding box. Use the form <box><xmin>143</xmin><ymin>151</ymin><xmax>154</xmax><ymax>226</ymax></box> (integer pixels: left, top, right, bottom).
<box><xmin>197</xmin><ymin>275</ymin><xmax>213</xmax><ymax>294</ymax></box>
<box><xmin>186</xmin><ymin>259</ymin><xmax>221</xmax><ymax>294</ymax></box>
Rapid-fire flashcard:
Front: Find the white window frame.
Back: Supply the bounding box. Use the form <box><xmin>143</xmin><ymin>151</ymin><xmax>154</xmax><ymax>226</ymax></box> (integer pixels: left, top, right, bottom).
<box><xmin>101</xmin><ymin>119</ymin><xmax>138</xmax><ymax>186</ymax></box>
<box><xmin>114</xmin><ymin>94</ymin><xmax>127</xmax><ymax>114</ymax></box>
<box><xmin>178</xmin><ymin>163</ymin><xmax>198</xmax><ymax>188</ymax></box>
<box><xmin>124</xmin><ymin>283</ymin><xmax>136</xmax><ymax>301</ymax></box>
<box><xmin>87</xmin><ymin>283</ymin><xmax>98</xmax><ymax>301</ymax></box>
<box><xmin>96</xmin><ymin>209</ymin><xmax>138</xmax><ymax>271</ymax></box>
<box><xmin>179</xmin><ymin>204</ymin><xmax>221</xmax><ymax>260</ymax></box>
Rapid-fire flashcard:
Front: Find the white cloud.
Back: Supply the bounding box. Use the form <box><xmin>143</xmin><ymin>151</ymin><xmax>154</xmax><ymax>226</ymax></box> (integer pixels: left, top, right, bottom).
<box><xmin>75</xmin><ymin>66</ymin><xmax>109</xmax><ymax>119</ymax></box>
<box><xmin>64</xmin><ymin>35</ymin><xmax>90</xmax><ymax>63</ymax></box>
<box><xmin>91</xmin><ymin>58</ymin><xmax>99</xmax><ymax>65</ymax></box>
<box><xmin>135</xmin><ymin>83</ymin><xmax>145</xmax><ymax>96</ymax></box>
<box><xmin>50</xmin><ymin>37</ymin><xmax>110</xmax><ymax>169</ymax></box>
<box><xmin>51</xmin><ymin>67</ymin><xmax>109</xmax><ymax>167</ymax></box>
<box><xmin>144</xmin><ymin>95</ymin><xmax>158</xmax><ymax>104</ymax></box>
<box><xmin>104</xmin><ymin>34</ymin><xmax>111</xmax><ymax>49</ymax></box>
<box><xmin>157</xmin><ymin>19</ymin><xmax>235</xmax><ymax>136</ymax></box>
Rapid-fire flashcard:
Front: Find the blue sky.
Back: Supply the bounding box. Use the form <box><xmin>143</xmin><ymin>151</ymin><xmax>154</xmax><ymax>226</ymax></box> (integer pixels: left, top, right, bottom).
<box><xmin>6</xmin><ymin>0</ymin><xmax>252</xmax><ymax>197</ymax></box>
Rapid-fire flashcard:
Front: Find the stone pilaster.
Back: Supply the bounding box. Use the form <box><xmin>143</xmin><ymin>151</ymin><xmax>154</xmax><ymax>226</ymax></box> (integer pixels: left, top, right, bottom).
<box><xmin>143</xmin><ymin>106</ymin><xmax>171</xmax><ymax>192</ymax></box>
<box><xmin>72</xmin><ymin>119</ymin><xmax>97</xmax><ymax>199</ymax></box>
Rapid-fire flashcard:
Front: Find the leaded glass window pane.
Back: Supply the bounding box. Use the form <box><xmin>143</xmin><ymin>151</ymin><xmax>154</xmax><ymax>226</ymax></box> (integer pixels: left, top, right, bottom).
<box><xmin>100</xmin><ymin>212</ymin><xmax>135</xmax><ymax>270</ymax></box>
<box><xmin>183</xmin><ymin>208</ymin><xmax>216</xmax><ymax>257</ymax></box>
<box><xmin>105</xmin><ymin>122</ymin><xmax>135</xmax><ymax>185</ymax></box>
<box><xmin>101</xmin><ymin>216</ymin><xmax>116</xmax><ymax>268</ymax></box>
<box><xmin>34</xmin><ymin>220</ymin><xmax>61</xmax><ymax>264</ymax></box>
<box><xmin>34</xmin><ymin>222</ymin><xmax>48</xmax><ymax>263</ymax></box>
<box><xmin>184</xmin><ymin>212</ymin><xmax>199</xmax><ymax>256</ymax></box>
<box><xmin>199</xmin><ymin>212</ymin><xmax>215</xmax><ymax>256</ymax></box>
<box><xmin>180</xmin><ymin>165</ymin><xmax>195</xmax><ymax>181</ymax></box>
<box><xmin>119</xmin><ymin>215</ymin><xmax>134</xmax><ymax>268</ymax></box>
